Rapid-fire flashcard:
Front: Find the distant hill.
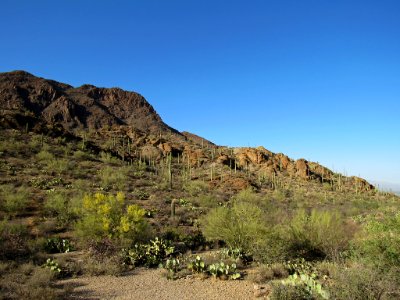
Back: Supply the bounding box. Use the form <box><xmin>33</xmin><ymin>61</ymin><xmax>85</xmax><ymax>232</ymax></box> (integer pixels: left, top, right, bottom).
<box><xmin>0</xmin><ymin>70</ymin><xmax>374</xmax><ymax>193</ymax></box>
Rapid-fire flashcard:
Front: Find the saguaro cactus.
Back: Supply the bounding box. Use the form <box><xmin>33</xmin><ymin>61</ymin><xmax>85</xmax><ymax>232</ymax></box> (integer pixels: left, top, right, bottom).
<box><xmin>171</xmin><ymin>199</ymin><xmax>177</xmax><ymax>218</ymax></box>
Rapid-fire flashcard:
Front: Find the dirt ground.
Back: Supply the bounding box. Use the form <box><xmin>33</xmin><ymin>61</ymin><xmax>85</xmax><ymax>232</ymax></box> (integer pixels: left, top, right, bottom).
<box><xmin>61</xmin><ymin>268</ymin><xmax>258</xmax><ymax>300</ymax></box>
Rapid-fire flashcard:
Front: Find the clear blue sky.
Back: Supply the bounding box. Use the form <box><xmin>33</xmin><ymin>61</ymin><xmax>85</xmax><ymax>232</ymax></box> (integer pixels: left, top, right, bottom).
<box><xmin>1</xmin><ymin>0</ymin><xmax>399</xmax><ymax>186</ymax></box>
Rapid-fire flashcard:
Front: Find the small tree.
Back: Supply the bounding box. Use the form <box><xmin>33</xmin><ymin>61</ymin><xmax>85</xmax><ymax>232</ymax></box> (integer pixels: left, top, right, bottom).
<box><xmin>201</xmin><ymin>200</ymin><xmax>267</xmax><ymax>255</ymax></box>
<box><xmin>75</xmin><ymin>192</ymin><xmax>150</xmax><ymax>247</ymax></box>
<box><xmin>289</xmin><ymin>209</ymin><xmax>350</xmax><ymax>260</ymax></box>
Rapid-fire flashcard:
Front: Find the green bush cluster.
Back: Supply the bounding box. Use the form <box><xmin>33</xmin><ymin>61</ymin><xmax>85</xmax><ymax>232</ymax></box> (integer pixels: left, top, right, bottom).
<box><xmin>288</xmin><ymin>209</ymin><xmax>350</xmax><ymax>260</ymax></box>
<box><xmin>0</xmin><ymin>184</ymin><xmax>29</xmax><ymax>216</ymax></box>
<box><xmin>201</xmin><ymin>200</ymin><xmax>267</xmax><ymax>255</ymax></box>
<box><xmin>353</xmin><ymin>212</ymin><xmax>400</xmax><ymax>269</ymax></box>
<box><xmin>98</xmin><ymin>166</ymin><xmax>130</xmax><ymax>190</ymax></box>
<box><xmin>44</xmin><ymin>191</ymin><xmax>79</xmax><ymax>227</ymax></box>
<box><xmin>201</xmin><ymin>190</ymin><xmax>353</xmax><ymax>263</ymax></box>
<box><xmin>327</xmin><ymin>263</ymin><xmax>399</xmax><ymax>300</ymax></box>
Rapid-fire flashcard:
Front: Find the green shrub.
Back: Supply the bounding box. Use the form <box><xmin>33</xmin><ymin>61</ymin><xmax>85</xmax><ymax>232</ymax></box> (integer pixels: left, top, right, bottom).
<box><xmin>327</xmin><ymin>263</ymin><xmax>399</xmax><ymax>300</ymax></box>
<box><xmin>193</xmin><ymin>194</ymin><xmax>221</xmax><ymax>208</ymax></box>
<box><xmin>0</xmin><ymin>184</ymin><xmax>29</xmax><ymax>216</ymax></box>
<box><xmin>252</xmin><ymin>226</ymin><xmax>289</xmax><ymax>264</ymax></box>
<box><xmin>75</xmin><ymin>192</ymin><xmax>150</xmax><ymax>247</ymax></box>
<box><xmin>46</xmin><ymin>158</ymin><xmax>72</xmax><ymax>175</ymax></box>
<box><xmin>73</xmin><ymin>150</ymin><xmax>91</xmax><ymax>160</ymax></box>
<box><xmin>98</xmin><ymin>166</ymin><xmax>130</xmax><ymax>190</ymax></box>
<box><xmin>36</xmin><ymin>150</ymin><xmax>54</xmax><ymax>162</ymax></box>
<box><xmin>183</xmin><ymin>180</ymin><xmax>209</xmax><ymax>196</ymax></box>
<box><xmin>288</xmin><ymin>209</ymin><xmax>351</xmax><ymax>260</ymax></box>
<box><xmin>200</xmin><ymin>200</ymin><xmax>267</xmax><ymax>255</ymax></box>
<box><xmin>234</xmin><ymin>188</ymin><xmax>263</xmax><ymax>205</ymax></box>
<box><xmin>354</xmin><ymin>212</ymin><xmax>400</xmax><ymax>269</ymax></box>
<box><xmin>249</xmin><ymin>263</ymin><xmax>289</xmax><ymax>283</ymax></box>
<box><xmin>44</xmin><ymin>191</ymin><xmax>78</xmax><ymax>227</ymax></box>
<box><xmin>100</xmin><ymin>151</ymin><xmax>120</xmax><ymax>164</ymax></box>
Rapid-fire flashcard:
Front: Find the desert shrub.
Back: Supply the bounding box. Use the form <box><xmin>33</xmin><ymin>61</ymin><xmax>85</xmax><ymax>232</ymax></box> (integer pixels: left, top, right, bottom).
<box><xmin>44</xmin><ymin>191</ymin><xmax>66</xmax><ymax>216</ymax></box>
<box><xmin>327</xmin><ymin>263</ymin><xmax>399</xmax><ymax>300</ymax></box>
<box><xmin>249</xmin><ymin>263</ymin><xmax>289</xmax><ymax>283</ymax></box>
<box><xmin>234</xmin><ymin>187</ymin><xmax>261</xmax><ymax>203</ymax></box>
<box><xmin>193</xmin><ymin>194</ymin><xmax>220</xmax><ymax>208</ymax></box>
<box><xmin>0</xmin><ymin>263</ymin><xmax>68</xmax><ymax>299</ymax></box>
<box><xmin>353</xmin><ymin>212</ymin><xmax>400</xmax><ymax>269</ymax></box>
<box><xmin>200</xmin><ymin>200</ymin><xmax>267</xmax><ymax>255</ymax></box>
<box><xmin>288</xmin><ymin>209</ymin><xmax>351</xmax><ymax>260</ymax></box>
<box><xmin>73</xmin><ymin>150</ymin><xmax>91</xmax><ymax>160</ymax></box>
<box><xmin>80</xmin><ymin>255</ymin><xmax>125</xmax><ymax>276</ymax></box>
<box><xmin>98</xmin><ymin>166</ymin><xmax>130</xmax><ymax>190</ymax></box>
<box><xmin>46</xmin><ymin>158</ymin><xmax>73</xmax><ymax>175</ymax></box>
<box><xmin>29</xmin><ymin>135</ymin><xmax>43</xmax><ymax>151</ymax></box>
<box><xmin>183</xmin><ymin>180</ymin><xmax>209</xmax><ymax>196</ymax></box>
<box><xmin>252</xmin><ymin>226</ymin><xmax>289</xmax><ymax>264</ymax></box>
<box><xmin>100</xmin><ymin>151</ymin><xmax>115</xmax><ymax>163</ymax></box>
<box><xmin>182</xmin><ymin>231</ymin><xmax>207</xmax><ymax>250</ymax></box>
<box><xmin>0</xmin><ymin>220</ymin><xmax>30</xmax><ymax>259</ymax></box>
<box><xmin>2</xmin><ymin>140</ymin><xmax>28</xmax><ymax>154</ymax></box>
<box><xmin>75</xmin><ymin>192</ymin><xmax>150</xmax><ymax>247</ymax></box>
<box><xmin>133</xmin><ymin>189</ymin><xmax>150</xmax><ymax>200</ymax></box>
<box><xmin>0</xmin><ymin>184</ymin><xmax>29</xmax><ymax>216</ymax></box>
<box><xmin>44</xmin><ymin>191</ymin><xmax>78</xmax><ymax>227</ymax></box>
<box><xmin>272</xmin><ymin>188</ymin><xmax>291</xmax><ymax>202</ymax></box>
<box><xmin>36</xmin><ymin>150</ymin><xmax>54</xmax><ymax>162</ymax></box>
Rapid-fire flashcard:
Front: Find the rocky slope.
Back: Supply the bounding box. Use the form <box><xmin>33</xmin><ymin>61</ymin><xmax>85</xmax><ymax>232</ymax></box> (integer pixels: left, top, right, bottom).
<box><xmin>0</xmin><ymin>70</ymin><xmax>374</xmax><ymax>192</ymax></box>
<box><xmin>0</xmin><ymin>70</ymin><xmax>179</xmax><ymax>135</ymax></box>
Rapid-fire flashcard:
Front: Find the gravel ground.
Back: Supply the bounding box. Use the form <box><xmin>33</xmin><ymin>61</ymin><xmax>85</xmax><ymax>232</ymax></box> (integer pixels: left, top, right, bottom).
<box><xmin>61</xmin><ymin>268</ymin><xmax>257</xmax><ymax>300</ymax></box>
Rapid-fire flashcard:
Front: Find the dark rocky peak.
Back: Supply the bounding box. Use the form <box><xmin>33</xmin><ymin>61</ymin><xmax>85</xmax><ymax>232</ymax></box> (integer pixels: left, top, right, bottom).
<box><xmin>0</xmin><ymin>70</ymin><xmax>181</xmax><ymax>136</ymax></box>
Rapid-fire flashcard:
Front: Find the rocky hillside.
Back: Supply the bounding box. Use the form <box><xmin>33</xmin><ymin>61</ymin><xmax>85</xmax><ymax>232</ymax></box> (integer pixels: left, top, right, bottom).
<box><xmin>0</xmin><ymin>70</ymin><xmax>179</xmax><ymax>135</ymax></box>
<box><xmin>0</xmin><ymin>70</ymin><xmax>374</xmax><ymax>192</ymax></box>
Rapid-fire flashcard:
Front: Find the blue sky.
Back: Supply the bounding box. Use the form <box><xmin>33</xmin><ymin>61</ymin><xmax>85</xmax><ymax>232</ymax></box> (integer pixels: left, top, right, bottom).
<box><xmin>1</xmin><ymin>0</ymin><xmax>399</xmax><ymax>186</ymax></box>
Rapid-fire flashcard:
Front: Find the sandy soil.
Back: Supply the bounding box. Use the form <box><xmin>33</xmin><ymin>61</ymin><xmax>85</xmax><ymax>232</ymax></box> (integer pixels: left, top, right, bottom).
<box><xmin>61</xmin><ymin>268</ymin><xmax>257</xmax><ymax>300</ymax></box>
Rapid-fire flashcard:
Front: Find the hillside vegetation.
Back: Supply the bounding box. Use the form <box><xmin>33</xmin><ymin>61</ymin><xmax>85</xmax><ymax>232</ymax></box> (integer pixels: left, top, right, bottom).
<box><xmin>0</xmin><ymin>71</ymin><xmax>399</xmax><ymax>299</ymax></box>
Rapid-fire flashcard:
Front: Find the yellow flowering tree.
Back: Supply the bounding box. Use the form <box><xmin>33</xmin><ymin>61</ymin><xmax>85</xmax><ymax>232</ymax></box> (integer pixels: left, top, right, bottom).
<box><xmin>75</xmin><ymin>192</ymin><xmax>149</xmax><ymax>245</ymax></box>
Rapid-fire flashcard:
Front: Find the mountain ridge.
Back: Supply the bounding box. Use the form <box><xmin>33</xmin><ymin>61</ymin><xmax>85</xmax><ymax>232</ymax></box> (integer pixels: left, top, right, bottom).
<box><xmin>0</xmin><ymin>70</ymin><xmax>375</xmax><ymax>193</ymax></box>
